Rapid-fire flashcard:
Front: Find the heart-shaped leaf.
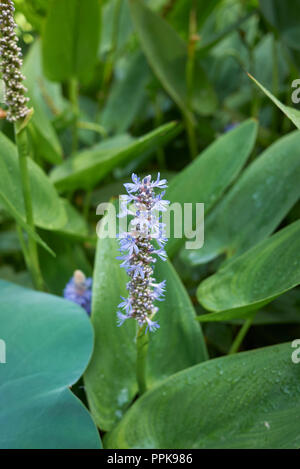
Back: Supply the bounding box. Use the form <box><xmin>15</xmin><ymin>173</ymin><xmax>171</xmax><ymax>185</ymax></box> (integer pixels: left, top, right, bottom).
<box><xmin>182</xmin><ymin>129</ymin><xmax>300</xmax><ymax>266</ymax></box>
<box><xmin>0</xmin><ymin>280</ymin><xmax>101</xmax><ymax>449</ymax></box>
<box><xmin>197</xmin><ymin>220</ymin><xmax>300</xmax><ymax>322</ymax></box>
<box><xmin>84</xmin><ymin>205</ymin><xmax>207</xmax><ymax>431</ymax></box>
<box><xmin>166</xmin><ymin>119</ymin><xmax>258</xmax><ymax>256</ymax></box>
<box><xmin>105</xmin><ymin>343</ymin><xmax>300</xmax><ymax>449</ymax></box>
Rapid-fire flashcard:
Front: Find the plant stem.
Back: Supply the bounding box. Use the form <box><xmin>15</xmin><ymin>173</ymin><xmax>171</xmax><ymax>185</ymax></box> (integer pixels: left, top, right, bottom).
<box><xmin>14</xmin><ymin>122</ymin><xmax>44</xmax><ymax>291</ymax></box>
<box><xmin>101</xmin><ymin>0</ymin><xmax>122</xmax><ymax>96</ymax></box>
<box><xmin>83</xmin><ymin>188</ymin><xmax>92</xmax><ymax>221</ymax></box>
<box><xmin>228</xmin><ymin>313</ymin><xmax>257</xmax><ymax>355</ymax></box>
<box><xmin>136</xmin><ymin>324</ymin><xmax>149</xmax><ymax>396</ymax></box>
<box><xmin>69</xmin><ymin>77</ymin><xmax>80</xmax><ymax>153</ymax></box>
<box><xmin>185</xmin><ymin>113</ymin><xmax>198</xmax><ymax>160</ymax></box>
<box><xmin>77</xmin><ymin>121</ymin><xmax>108</xmax><ymax>138</ymax></box>
<box><xmin>153</xmin><ymin>95</ymin><xmax>166</xmax><ymax>168</ymax></box>
<box><xmin>185</xmin><ymin>0</ymin><xmax>198</xmax><ymax>160</ymax></box>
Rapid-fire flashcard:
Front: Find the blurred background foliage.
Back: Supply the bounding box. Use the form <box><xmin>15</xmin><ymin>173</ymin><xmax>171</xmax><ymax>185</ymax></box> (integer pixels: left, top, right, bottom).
<box><xmin>1</xmin><ymin>0</ymin><xmax>300</xmax><ymax>360</ymax></box>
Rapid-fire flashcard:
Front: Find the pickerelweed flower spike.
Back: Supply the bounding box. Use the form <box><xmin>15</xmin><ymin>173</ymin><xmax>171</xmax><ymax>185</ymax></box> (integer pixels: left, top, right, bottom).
<box><xmin>64</xmin><ymin>270</ymin><xmax>93</xmax><ymax>316</ymax></box>
<box><xmin>0</xmin><ymin>0</ymin><xmax>30</xmax><ymax>122</ymax></box>
<box><xmin>117</xmin><ymin>173</ymin><xmax>169</xmax><ymax>332</ymax></box>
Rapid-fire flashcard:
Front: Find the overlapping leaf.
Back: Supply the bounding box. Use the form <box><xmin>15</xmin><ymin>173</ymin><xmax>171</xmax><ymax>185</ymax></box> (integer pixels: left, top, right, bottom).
<box><xmin>129</xmin><ymin>0</ymin><xmax>217</xmax><ymax>118</ymax></box>
<box><xmin>50</xmin><ymin>122</ymin><xmax>181</xmax><ymax>192</ymax></box>
<box><xmin>182</xmin><ymin>130</ymin><xmax>300</xmax><ymax>266</ymax></box>
<box><xmin>105</xmin><ymin>343</ymin><xmax>300</xmax><ymax>449</ymax></box>
<box><xmin>196</xmin><ymin>221</ymin><xmax>300</xmax><ymax>322</ymax></box>
<box><xmin>0</xmin><ymin>280</ymin><xmax>101</xmax><ymax>449</ymax></box>
<box><xmin>0</xmin><ymin>132</ymin><xmax>66</xmax><ymax>232</ymax></box>
<box><xmin>84</xmin><ymin>206</ymin><xmax>207</xmax><ymax>431</ymax></box>
<box><xmin>42</xmin><ymin>0</ymin><xmax>101</xmax><ymax>83</ymax></box>
<box><xmin>166</xmin><ymin>119</ymin><xmax>258</xmax><ymax>256</ymax></box>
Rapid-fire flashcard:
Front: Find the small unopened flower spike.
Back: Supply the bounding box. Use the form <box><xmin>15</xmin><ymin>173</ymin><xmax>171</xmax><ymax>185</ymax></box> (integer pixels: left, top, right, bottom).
<box><xmin>117</xmin><ymin>173</ymin><xmax>169</xmax><ymax>332</ymax></box>
<box><xmin>0</xmin><ymin>0</ymin><xmax>30</xmax><ymax>122</ymax></box>
<box><xmin>64</xmin><ymin>270</ymin><xmax>93</xmax><ymax>316</ymax></box>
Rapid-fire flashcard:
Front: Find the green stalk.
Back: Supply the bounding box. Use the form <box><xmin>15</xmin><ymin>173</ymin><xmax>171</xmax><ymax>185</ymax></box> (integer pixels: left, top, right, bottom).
<box><xmin>185</xmin><ymin>1</ymin><xmax>198</xmax><ymax>160</ymax></box>
<box><xmin>153</xmin><ymin>95</ymin><xmax>166</xmax><ymax>168</ymax></box>
<box><xmin>69</xmin><ymin>77</ymin><xmax>80</xmax><ymax>153</ymax></box>
<box><xmin>228</xmin><ymin>313</ymin><xmax>257</xmax><ymax>355</ymax></box>
<box><xmin>83</xmin><ymin>188</ymin><xmax>92</xmax><ymax>221</ymax></box>
<box><xmin>101</xmin><ymin>0</ymin><xmax>122</xmax><ymax>96</ymax></box>
<box><xmin>14</xmin><ymin>122</ymin><xmax>44</xmax><ymax>291</ymax></box>
<box><xmin>136</xmin><ymin>324</ymin><xmax>149</xmax><ymax>396</ymax></box>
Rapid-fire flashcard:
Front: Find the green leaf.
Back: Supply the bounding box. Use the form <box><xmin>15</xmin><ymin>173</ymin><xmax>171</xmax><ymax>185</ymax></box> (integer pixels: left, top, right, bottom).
<box><xmin>128</xmin><ymin>0</ymin><xmax>217</xmax><ymax>117</ymax></box>
<box><xmin>166</xmin><ymin>119</ymin><xmax>258</xmax><ymax>256</ymax></box>
<box><xmin>100</xmin><ymin>52</ymin><xmax>150</xmax><ymax>134</ymax></box>
<box><xmin>42</xmin><ymin>0</ymin><xmax>101</xmax><ymax>83</ymax></box>
<box><xmin>248</xmin><ymin>73</ymin><xmax>300</xmax><ymax>129</ymax></box>
<box><xmin>196</xmin><ymin>221</ymin><xmax>300</xmax><ymax>322</ymax></box>
<box><xmin>23</xmin><ymin>40</ymin><xmax>64</xmax><ymax>164</ymax></box>
<box><xmin>50</xmin><ymin>122</ymin><xmax>181</xmax><ymax>192</ymax></box>
<box><xmin>0</xmin><ymin>231</ymin><xmax>20</xmax><ymax>254</ymax></box>
<box><xmin>182</xmin><ymin>130</ymin><xmax>300</xmax><ymax>266</ymax></box>
<box><xmin>56</xmin><ymin>199</ymin><xmax>90</xmax><ymax>240</ymax></box>
<box><xmin>259</xmin><ymin>0</ymin><xmax>300</xmax><ymax>50</ymax></box>
<box><xmin>0</xmin><ymin>189</ymin><xmax>54</xmax><ymax>256</ymax></box>
<box><xmin>84</xmin><ymin>206</ymin><xmax>207</xmax><ymax>431</ymax></box>
<box><xmin>0</xmin><ymin>280</ymin><xmax>101</xmax><ymax>449</ymax></box>
<box><xmin>39</xmin><ymin>232</ymin><xmax>92</xmax><ymax>295</ymax></box>
<box><xmin>0</xmin><ymin>132</ymin><xmax>66</xmax><ymax>232</ymax></box>
<box><xmin>105</xmin><ymin>343</ymin><xmax>300</xmax><ymax>449</ymax></box>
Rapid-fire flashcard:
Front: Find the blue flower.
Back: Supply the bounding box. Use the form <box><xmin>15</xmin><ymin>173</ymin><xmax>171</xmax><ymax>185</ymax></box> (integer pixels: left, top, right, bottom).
<box><xmin>63</xmin><ymin>270</ymin><xmax>92</xmax><ymax>316</ymax></box>
<box><xmin>116</xmin><ymin>173</ymin><xmax>169</xmax><ymax>332</ymax></box>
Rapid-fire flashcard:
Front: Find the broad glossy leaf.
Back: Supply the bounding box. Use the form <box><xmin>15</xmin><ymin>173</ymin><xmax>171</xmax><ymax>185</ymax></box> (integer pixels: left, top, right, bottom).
<box><xmin>182</xmin><ymin>130</ymin><xmax>300</xmax><ymax>266</ymax></box>
<box><xmin>249</xmin><ymin>73</ymin><xmax>300</xmax><ymax>129</ymax></box>
<box><xmin>105</xmin><ymin>343</ymin><xmax>300</xmax><ymax>449</ymax></box>
<box><xmin>0</xmin><ymin>280</ymin><xmax>101</xmax><ymax>449</ymax></box>
<box><xmin>166</xmin><ymin>119</ymin><xmax>258</xmax><ymax>256</ymax></box>
<box><xmin>84</xmin><ymin>206</ymin><xmax>207</xmax><ymax>431</ymax></box>
<box><xmin>50</xmin><ymin>122</ymin><xmax>181</xmax><ymax>192</ymax></box>
<box><xmin>197</xmin><ymin>221</ymin><xmax>300</xmax><ymax>322</ymax></box>
<box><xmin>129</xmin><ymin>0</ymin><xmax>217</xmax><ymax>117</ymax></box>
<box><xmin>0</xmin><ymin>132</ymin><xmax>66</xmax><ymax>232</ymax></box>
<box><xmin>23</xmin><ymin>41</ymin><xmax>64</xmax><ymax>164</ymax></box>
<box><xmin>42</xmin><ymin>0</ymin><xmax>101</xmax><ymax>83</ymax></box>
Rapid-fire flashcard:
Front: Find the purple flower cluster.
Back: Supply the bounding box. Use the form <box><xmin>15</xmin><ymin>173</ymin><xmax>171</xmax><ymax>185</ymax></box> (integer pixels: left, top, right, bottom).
<box><xmin>117</xmin><ymin>173</ymin><xmax>169</xmax><ymax>332</ymax></box>
<box><xmin>64</xmin><ymin>270</ymin><xmax>92</xmax><ymax>316</ymax></box>
<box><xmin>0</xmin><ymin>0</ymin><xmax>30</xmax><ymax>122</ymax></box>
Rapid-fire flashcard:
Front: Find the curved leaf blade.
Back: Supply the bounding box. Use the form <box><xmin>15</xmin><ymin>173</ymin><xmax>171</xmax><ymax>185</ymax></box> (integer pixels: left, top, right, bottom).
<box><xmin>42</xmin><ymin>0</ymin><xmax>101</xmax><ymax>83</ymax></box>
<box><xmin>166</xmin><ymin>119</ymin><xmax>258</xmax><ymax>256</ymax></box>
<box><xmin>105</xmin><ymin>343</ymin><xmax>300</xmax><ymax>449</ymax></box>
<box><xmin>84</xmin><ymin>204</ymin><xmax>207</xmax><ymax>431</ymax></box>
<box><xmin>50</xmin><ymin>122</ymin><xmax>181</xmax><ymax>192</ymax></box>
<box><xmin>0</xmin><ymin>280</ymin><xmax>101</xmax><ymax>449</ymax></box>
<box><xmin>0</xmin><ymin>132</ymin><xmax>66</xmax><ymax>232</ymax></box>
<box><xmin>197</xmin><ymin>221</ymin><xmax>300</xmax><ymax>322</ymax></box>
<box><xmin>182</xmin><ymin>129</ymin><xmax>300</xmax><ymax>266</ymax></box>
